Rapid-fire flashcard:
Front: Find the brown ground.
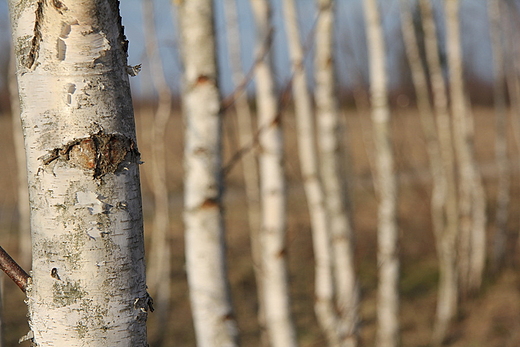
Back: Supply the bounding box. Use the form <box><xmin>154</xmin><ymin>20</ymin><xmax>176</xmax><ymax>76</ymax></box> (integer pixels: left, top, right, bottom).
<box><xmin>1</xmin><ymin>104</ymin><xmax>520</xmax><ymax>346</ymax></box>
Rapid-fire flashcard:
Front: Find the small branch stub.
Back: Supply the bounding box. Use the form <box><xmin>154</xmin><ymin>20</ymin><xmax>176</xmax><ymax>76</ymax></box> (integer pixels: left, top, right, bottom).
<box><xmin>0</xmin><ymin>246</ymin><xmax>30</xmax><ymax>293</ymax></box>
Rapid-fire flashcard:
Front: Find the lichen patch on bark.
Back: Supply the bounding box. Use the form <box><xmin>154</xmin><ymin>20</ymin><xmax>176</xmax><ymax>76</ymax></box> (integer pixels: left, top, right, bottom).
<box><xmin>40</xmin><ymin>131</ymin><xmax>139</xmax><ymax>178</ymax></box>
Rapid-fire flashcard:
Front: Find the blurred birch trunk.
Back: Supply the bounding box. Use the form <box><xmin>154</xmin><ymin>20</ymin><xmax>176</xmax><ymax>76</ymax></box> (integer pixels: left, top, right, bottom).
<box><xmin>283</xmin><ymin>0</ymin><xmax>340</xmax><ymax>345</ymax></box>
<box><xmin>9</xmin><ymin>49</ymin><xmax>31</xmax><ymax>269</ymax></box>
<box><xmin>225</xmin><ymin>0</ymin><xmax>266</xmax><ymax>344</ymax></box>
<box><xmin>418</xmin><ymin>0</ymin><xmax>459</xmax><ymax>344</ymax></box>
<box><xmin>399</xmin><ymin>0</ymin><xmax>444</xmax><ymax>241</ymax></box>
<box><xmin>143</xmin><ymin>0</ymin><xmax>172</xmax><ymax>335</ymax></box>
<box><xmin>503</xmin><ymin>5</ymin><xmax>520</xmax><ymax>259</ymax></box>
<box><xmin>250</xmin><ymin>1</ymin><xmax>297</xmax><ymax>346</ymax></box>
<box><xmin>315</xmin><ymin>0</ymin><xmax>359</xmax><ymax>345</ymax></box>
<box><xmin>177</xmin><ymin>1</ymin><xmax>239</xmax><ymax>346</ymax></box>
<box><xmin>444</xmin><ymin>0</ymin><xmax>487</xmax><ymax>296</ymax></box>
<box><xmin>488</xmin><ymin>0</ymin><xmax>509</xmax><ymax>273</ymax></box>
<box><xmin>363</xmin><ymin>0</ymin><xmax>399</xmax><ymax>346</ymax></box>
<box><xmin>8</xmin><ymin>0</ymin><xmax>149</xmax><ymax>345</ymax></box>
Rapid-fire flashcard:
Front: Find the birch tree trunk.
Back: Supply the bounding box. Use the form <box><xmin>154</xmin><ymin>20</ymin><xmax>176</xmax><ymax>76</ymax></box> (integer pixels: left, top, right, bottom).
<box><xmin>444</xmin><ymin>0</ymin><xmax>487</xmax><ymax>296</ymax></box>
<box><xmin>315</xmin><ymin>1</ymin><xmax>359</xmax><ymax>345</ymax></box>
<box><xmin>142</xmin><ymin>0</ymin><xmax>172</xmax><ymax>336</ymax></box>
<box><xmin>488</xmin><ymin>0</ymin><xmax>509</xmax><ymax>273</ymax></box>
<box><xmin>282</xmin><ymin>0</ymin><xmax>341</xmax><ymax>345</ymax></box>
<box><xmin>363</xmin><ymin>0</ymin><xmax>399</xmax><ymax>346</ymax></box>
<box><xmin>418</xmin><ymin>0</ymin><xmax>459</xmax><ymax>344</ymax></box>
<box><xmin>250</xmin><ymin>1</ymin><xmax>298</xmax><ymax>346</ymax></box>
<box><xmin>9</xmin><ymin>49</ymin><xmax>31</xmax><ymax>269</ymax></box>
<box><xmin>177</xmin><ymin>2</ymin><xmax>239</xmax><ymax>346</ymax></box>
<box><xmin>8</xmin><ymin>0</ymin><xmax>149</xmax><ymax>345</ymax></box>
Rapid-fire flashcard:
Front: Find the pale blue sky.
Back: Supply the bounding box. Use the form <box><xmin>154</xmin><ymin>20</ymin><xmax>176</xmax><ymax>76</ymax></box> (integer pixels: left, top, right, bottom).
<box><xmin>0</xmin><ymin>0</ymin><xmax>506</xmax><ymax>99</ymax></box>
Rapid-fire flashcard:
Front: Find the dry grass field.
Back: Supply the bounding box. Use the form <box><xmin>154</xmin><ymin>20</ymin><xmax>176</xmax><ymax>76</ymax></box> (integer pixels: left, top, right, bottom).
<box><xmin>2</xmin><ymin>103</ymin><xmax>520</xmax><ymax>346</ymax></box>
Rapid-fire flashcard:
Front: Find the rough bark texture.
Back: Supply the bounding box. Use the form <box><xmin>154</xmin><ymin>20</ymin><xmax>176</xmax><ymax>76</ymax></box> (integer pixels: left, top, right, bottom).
<box><xmin>9</xmin><ymin>51</ymin><xmax>32</xmax><ymax>269</ymax></box>
<box><xmin>177</xmin><ymin>2</ymin><xmax>239</xmax><ymax>346</ymax></box>
<box><xmin>315</xmin><ymin>0</ymin><xmax>359</xmax><ymax>345</ymax></box>
<box><xmin>444</xmin><ymin>0</ymin><xmax>487</xmax><ymax>296</ymax></box>
<box><xmin>282</xmin><ymin>0</ymin><xmax>340</xmax><ymax>345</ymax></box>
<box><xmin>250</xmin><ymin>1</ymin><xmax>298</xmax><ymax>346</ymax></box>
<box><xmin>8</xmin><ymin>0</ymin><xmax>149</xmax><ymax>345</ymax></box>
<box><xmin>363</xmin><ymin>0</ymin><xmax>400</xmax><ymax>346</ymax></box>
<box><xmin>418</xmin><ymin>1</ymin><xmax>459</xmax><ymax>344</ymax></box>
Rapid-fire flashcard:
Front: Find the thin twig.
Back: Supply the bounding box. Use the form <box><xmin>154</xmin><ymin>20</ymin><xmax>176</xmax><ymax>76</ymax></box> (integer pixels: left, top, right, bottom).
<box><xmin>220</xmin><ymin>27</ymin><xmax>275</xmax><ymax>113</ymax></box>
<box><xmin>222</xmin><ymin>77</ymin><xmax>293</xmax><ymax>177</ymax></box>
<box><xmin>0</xmin><ymin>245</ymin><xmax>30</xmax><ymax>293</ymax></box>
<box><xmin>221</xmin><ymin>13</ymin><xmax>319</xmax><ymax>176</ymax></box>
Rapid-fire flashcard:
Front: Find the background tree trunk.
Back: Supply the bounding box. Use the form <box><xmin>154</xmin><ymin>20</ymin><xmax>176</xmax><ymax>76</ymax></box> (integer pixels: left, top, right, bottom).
<box><xmin>177</xmin><ymin>1</ymin><xmax>239</xmax><ymax>346</ymax></box>
<box><xmin>418</xmin><ymin>0</ymin><xmax>460</xmax><ymax>344</ymax></box>
<box><xmin>142</xmin><ymin>0</ymin><xmax>172</xmax><ymax>339</ymax></box>
<box><xmin>283</xmin><ymin>0</ymin><xmax>340</xmax><ymax>345</ymax></box>
<box><xmin>444</xmin><ymin>0</ymin><xmax>487</xmax><ymax>296</ymax></box>
<box><xmin>223</xmin><ymin>0</ymin><xmax>266</xmax><ymax>344</ymax></box>
<box><xmin>488</xmin><ymin>0</ymin><xmax>509</xmax><ymax>273</ymax></box>
<box><xmin>250</xmin><ymin>1</ymin><xmax>298</xmax><ymax>346</ymax></box>
<box><xmin>8</xmin><ymin>0</ymin><xmax>149</xmax><ymax>345</ymax></box>
<box><xmin>315</xmin><ymin>0</ymin><xmax>359</xmax><ymax>345</ymax></box>
<box><xmin>363</xmin><ymin>0</ymin><xmax>399</xmax><ymax>346</ymax></box>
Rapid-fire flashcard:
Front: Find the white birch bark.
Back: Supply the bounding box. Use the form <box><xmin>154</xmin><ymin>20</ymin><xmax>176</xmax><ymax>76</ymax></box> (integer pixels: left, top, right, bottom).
<box><xmin>282</xmin><ymin>0</ymin><xmax>339</xmax><ymax>345</ymax></box>
<box><xmin>142</xmin><ymin>0</ymin><xmax>172</xmax><ymax>331</ymax></box>
<box><xmin>363</xmin><ymin>0</ymin><xmax>399</xmax><ymax>346</ymax></box>
<box><xmin>8</xmin><ymin>0</ymin><xmax>149</xmax><ymax>345</ymax></box>
<box><xmin>315</xmin><ymin>0</ymin><xmax>359</xmax><ymax>345</ymax></box>
<box><xmin>488</xmin><ymin>0</ymin><xmax>509</xmax><ymax>272</ymax></box>
<box><xmin>418</xmin><ymin>1</ymin><xmax>459</xmax><ymax>344</ymax></box>
<box><xmin>177</xmin><ymin>2</ymin><xmax>239</xmax><ymax>346</ymax></box>
<box><xmin>250</xmin><ymin>1</ymin><xmax>298</xmax><ymax>346</ymax></box>
<box><xmin>9</xmin><ymin>48</ymin><xmax>31</xmax><ymax>269</ymax></box>
<box><xmin>444</xmin><ymin>0</ymin><xmax>487</xmax><ymax>296</ymax></box>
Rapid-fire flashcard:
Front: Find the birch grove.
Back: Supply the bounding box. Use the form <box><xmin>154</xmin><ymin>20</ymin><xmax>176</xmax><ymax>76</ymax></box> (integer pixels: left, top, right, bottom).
<box><xmin>2</xmin><ymin>1</ymin><xmax>519</xmax><ymax>346</ymax></box>
<box><xmin>8</xmin><ymin>0</ymin><xmax>149</xmax><ymax>345</ymax></box>
<box><xmin>177</xmin><ymin>1</ymin><xmax>238</xmax><ymax>346</ymax></box>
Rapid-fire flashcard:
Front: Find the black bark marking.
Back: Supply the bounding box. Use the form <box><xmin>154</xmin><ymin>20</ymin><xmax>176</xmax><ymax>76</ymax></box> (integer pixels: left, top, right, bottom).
<box><xmin>25</xmin><ymin>0</ymin><xmax>45</xmax><ymax>69</ymax></box>
<box><xmin>40</xmin><ymin>131</ymin><xmax>140</xmax><ymax>179</ymax></box>
<box><xmin>51</xmin><ymin>0</ymin><xmax>68</xmax><ymax>14</ymax></box>
<box><xmin>50</xmin><ymin>267</ymin><xmax>61</xmax><ymax>280</ymax></box>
